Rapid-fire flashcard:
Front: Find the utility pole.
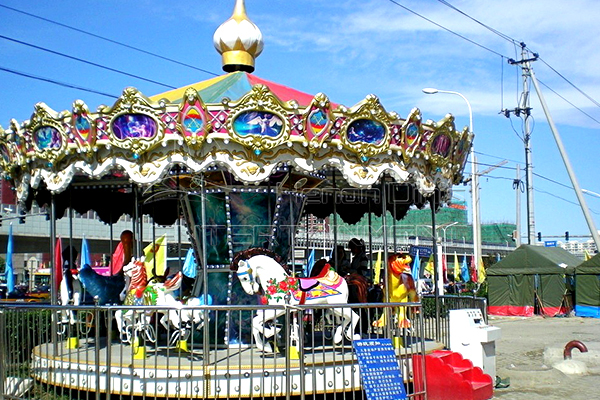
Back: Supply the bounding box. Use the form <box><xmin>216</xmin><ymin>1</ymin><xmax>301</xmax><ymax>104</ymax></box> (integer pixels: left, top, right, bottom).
<box><xmin>514</xmin><ymin>164</ymin><xmax>522</xmax><ymax>247</ymax></box>
<box><xmin>506</xmin><ymin>44</ymin><xmax>538</xmax><ymax>245</ymax></box>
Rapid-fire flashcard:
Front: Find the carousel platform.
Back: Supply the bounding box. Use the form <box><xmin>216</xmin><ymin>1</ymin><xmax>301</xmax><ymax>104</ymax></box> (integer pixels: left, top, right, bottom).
<box><xmin>30</xmin><ymin>337</ymin><xmax>443</xmax><ymax>398</ymax></box>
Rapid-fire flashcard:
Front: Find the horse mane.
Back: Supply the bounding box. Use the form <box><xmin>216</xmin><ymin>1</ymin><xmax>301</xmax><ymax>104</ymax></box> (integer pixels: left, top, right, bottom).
<box><xmin>129</xmin><ymin>260</ymin><xmax>148</xmax><ymax>289</ymax></box>
<box><xmin>230</xmin><ymin>247</ymin><xmax>284</xmax><ymax>272</ymax></box>
<box><xmin>345</xmin><ymin>273</ymin><xmax>369</xmax><ymax>303</ymax></box>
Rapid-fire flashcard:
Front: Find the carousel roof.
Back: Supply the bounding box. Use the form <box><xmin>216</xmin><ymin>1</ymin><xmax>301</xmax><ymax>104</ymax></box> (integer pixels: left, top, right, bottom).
<box><xmin>0</xmin><ymin>0</ymin><xmax>472</xmax><ymax>224</ymax></box>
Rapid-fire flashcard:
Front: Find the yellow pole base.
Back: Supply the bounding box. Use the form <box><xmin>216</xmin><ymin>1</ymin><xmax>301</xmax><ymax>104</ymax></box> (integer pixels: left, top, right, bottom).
<box><xmin>288</xmin><ymin>345</ymin><xmax>300</xmax><ymax>360</ymax></box>
<box><xmin>393</xmin><ymin>336</ymin><xmax>403</xmax><ymax>349</ymax></box>
<box><xmin>66</xmin><ymin>337</ymin><xmax>79</xmax><ymax>349</ymax></box>
<box><xmin>132</xmin><ymin>338</ymin><xmax>147</xmax><ymax>360</ymax></box>
<box><xmin>176</xmin><ymin>340</ymin><xmax>189</xmax><ymax>352</ymax></box>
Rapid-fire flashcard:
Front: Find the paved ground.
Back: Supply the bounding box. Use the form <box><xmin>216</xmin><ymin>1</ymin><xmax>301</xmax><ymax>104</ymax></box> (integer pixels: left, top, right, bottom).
<box><xmin>490</xmin><ymin>315</ymin><xmax>600</xmax><ymax>400</ymax></box>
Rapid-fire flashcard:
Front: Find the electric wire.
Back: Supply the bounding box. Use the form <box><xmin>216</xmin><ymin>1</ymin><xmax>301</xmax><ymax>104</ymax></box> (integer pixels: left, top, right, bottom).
<box><xmin>534</xmin><ymin>188</ymin><xmax>599</xmax><ymax>215</ymax></box>
<box><xmin>538</xmin><ymin>57</ymin><xmax>600</xmax><ymax>109</ymax></box>
<box><xmin>435</xmin><ymin>0</ymin><xmax>519</xmax><ymax>45</ymax></box>
<box><xmin>0</xmin><ymin>34</ymin><xmax>177</xmax><ymax>90</ymax></box>
<box><xmin>0</xmin><ymin>65</ymin><xmax>118</xmax><ymax>99</ymax></box>
<box><xmin>473</xmin><ymin>150</ymin><xmax>521</xmax><ymax>165</ymax></box>
<box><xmin>536</xmin><ymin>78</ymin><xmax>600</xmax><ymax>126</ymax></box>
<box><xmin>385</xmin><ymin>0</ymin><xmax>508</xmax><ymax>58</ymax></box>
<box><xmin>0</xmin><ymin>3</ymin><xmax>219</xmax><ymax>77</ymax></box>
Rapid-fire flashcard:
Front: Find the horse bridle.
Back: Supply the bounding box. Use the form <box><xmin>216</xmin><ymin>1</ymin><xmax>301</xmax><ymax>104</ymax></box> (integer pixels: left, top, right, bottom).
<box><xmin>237</xmin><ymin>263</ymin><xmax>260</xmax><ymax>293</ymax></box>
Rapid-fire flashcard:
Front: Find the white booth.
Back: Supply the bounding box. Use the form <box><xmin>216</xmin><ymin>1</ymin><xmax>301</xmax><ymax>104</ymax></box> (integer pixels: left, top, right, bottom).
<box><xmin>449</xmin><ymin>309</ymin><xmax>501</xmax><ymax>378</ymax></box>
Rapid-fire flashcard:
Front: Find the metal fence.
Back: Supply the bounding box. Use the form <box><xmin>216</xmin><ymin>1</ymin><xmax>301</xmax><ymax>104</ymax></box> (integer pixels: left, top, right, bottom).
<box><xmin>421</xmin><ymin>295</ymin><xmax>488</xmax><ymax>349</ymax></box>
<box><xmin>0</xmin><ymin>302</ymin><xmax>427</xmax><ymax>400</ymax></box>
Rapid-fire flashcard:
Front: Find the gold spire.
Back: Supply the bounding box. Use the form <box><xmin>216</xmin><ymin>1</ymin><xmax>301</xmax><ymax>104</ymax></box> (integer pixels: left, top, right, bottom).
<box><xmin>213</xmin><ymin>0</ymin><xmax>264</xmax><ymax>73</ymax></box>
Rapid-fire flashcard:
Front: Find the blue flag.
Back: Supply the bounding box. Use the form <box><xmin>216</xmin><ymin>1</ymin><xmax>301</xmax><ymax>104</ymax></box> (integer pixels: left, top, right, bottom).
<box><xmin>6</xmin><ymin>224</ymin><xmax>14</xmax><ymax>293</ymax></box>
<box><xmin>411</xmin><ymin>250</ymin><xmax>421</xmax><ymax>281</ymax></box>
<box><xmin>182</xmin><ymin>248</ymin><xmax>197</xmax><ymax>279</ymax></box>
<box><xmin>306</xmin><ymin>249</ymin><xmax>315</xmax><ymax>277</ymax></box>
<box><xmin>81</xmin><ymin>236</ymin><xmax>92</xmax><ymax>267</ymax></box>
<box><xmin>461</xmin><ymin>254</ymin><xmax>470</xmax><ymax>282</ymax></box>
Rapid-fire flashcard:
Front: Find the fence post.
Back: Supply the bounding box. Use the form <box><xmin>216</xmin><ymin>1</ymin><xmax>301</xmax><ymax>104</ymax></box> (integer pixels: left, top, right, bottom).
<box><xmin>0</xmin><ymin>307</ymin><xmax>5</xmax><ymax>400</ymax></box>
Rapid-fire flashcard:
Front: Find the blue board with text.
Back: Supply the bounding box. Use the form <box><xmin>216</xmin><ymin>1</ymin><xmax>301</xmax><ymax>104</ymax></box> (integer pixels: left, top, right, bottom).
<box><xmin>352</xmin><ymin>338</ymin><xmax>407</xmax><ymax>400</ymax></box>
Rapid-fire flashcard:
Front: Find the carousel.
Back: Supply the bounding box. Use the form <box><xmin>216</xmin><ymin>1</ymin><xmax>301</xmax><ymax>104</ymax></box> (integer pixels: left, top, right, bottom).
<box><xmin>0</xmin><ymin>0</ymin><xmax>472</xmax><ymax>398</ymax></box>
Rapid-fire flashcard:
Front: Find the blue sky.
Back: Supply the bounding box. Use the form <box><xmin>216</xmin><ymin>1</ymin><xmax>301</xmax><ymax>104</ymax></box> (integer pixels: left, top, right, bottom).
<box><xmin>1</xmin><ymin>0</ymin><xmax>599</xmax><ymax>241</ymax></box>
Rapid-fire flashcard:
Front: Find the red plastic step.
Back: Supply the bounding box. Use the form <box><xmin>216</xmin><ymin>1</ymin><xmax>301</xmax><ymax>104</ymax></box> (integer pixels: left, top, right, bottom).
<box><xmin>413</xmin><ymin>350</ymin><xmax>493</xmax><ymax>400</ymax></box>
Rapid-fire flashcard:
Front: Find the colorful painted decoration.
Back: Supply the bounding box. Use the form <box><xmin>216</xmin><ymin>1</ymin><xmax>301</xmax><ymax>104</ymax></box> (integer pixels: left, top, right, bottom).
<box><xmin>308</xmin><ymin>109</ymin><xmax>328</xmax><ymax>138</ymax></box>
<box><xmin>182</xmin><ymin>107</ymin><xmax>205</xmax><ymax>136</ymax></box>
<box><xmin>34</xmin><ymin>126</ymin><xmax>62</xmax><ymax>150</ymax></box>
<box><xmin>112</xmin><ymin>114</ymin><xmax>157</xmax><ymax>140</ymax></box>
<box><xmin>405</xmin><ymin>122</ymin><xmax>419</xmax><ymax>145</ymax></box>
<box><xmin>74</xmin><ymin>114</ymin><xmax>92</xmax><ymax>142</ymax></box>
<box><xmin>0</xmin><ymin>143</ymin><xmax>11</xmax><ymax>163</ymax></box>
<box><xmin>233</xmin><ymin>111</ymin><xmax>283</xmax><ymax>137</ymax></box>
<box><xmin>431</xmin><ymin>133</ymin><xmax>452</xmax><ymax>158</ymax></box>
<box><xmin>347</xmin><ymin>119</ymin><xmax>385</xmax><ymax>145</ymax></box>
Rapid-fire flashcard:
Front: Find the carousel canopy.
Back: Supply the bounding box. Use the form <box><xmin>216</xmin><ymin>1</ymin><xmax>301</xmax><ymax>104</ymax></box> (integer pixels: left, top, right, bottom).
<box><xmin>0</xmin><ymin>0</ymin><xmax>472</xmax><ymax>225</ymax></box>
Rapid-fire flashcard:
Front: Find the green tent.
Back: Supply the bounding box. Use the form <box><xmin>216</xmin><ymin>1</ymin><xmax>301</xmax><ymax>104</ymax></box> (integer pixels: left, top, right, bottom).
<box><xmin>487</xmin><ymin>245</ymin><xmax>579</xmax><ymax>317</ymax></box>
<box><xmin>574</xmin><ymin>253</ymin><xmax>600</xmax><ymax>318</ymax></box>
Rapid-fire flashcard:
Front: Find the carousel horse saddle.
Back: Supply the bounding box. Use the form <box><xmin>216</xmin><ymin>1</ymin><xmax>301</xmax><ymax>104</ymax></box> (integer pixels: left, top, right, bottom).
<box><xmin>298</xmin><ymin>269</ymin><xmax>342</xmax><ymax>291</ymax></box>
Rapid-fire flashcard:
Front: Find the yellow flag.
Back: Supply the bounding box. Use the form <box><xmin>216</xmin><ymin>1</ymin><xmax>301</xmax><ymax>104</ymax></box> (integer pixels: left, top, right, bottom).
<box><xmin>477</xmin><ymin>257</ymin><xmax>486</xmax><ymax>283</ymax></box>
<box><xmin>585</xmin><ymin>250</ymin><xmax>592</xmax><ymax>261</ymax></box>
<box><xmin>453</xmin><ymin>252</ymin><xmax>460</xmax><ymax>282</ymax></box>
<box><xmin>144</xmin><ymin>234</ymin><xmax>167</xmax><ymax>280</ymax></box>
<box><xmin>373</xmin><ymin>250</ymin><xmax>382</xmax><ymax>284</ymax></box>
<box><xmin>424</xmin><ymin>254</ymin><xmax>435</xmax><ymax>276</ymax></box>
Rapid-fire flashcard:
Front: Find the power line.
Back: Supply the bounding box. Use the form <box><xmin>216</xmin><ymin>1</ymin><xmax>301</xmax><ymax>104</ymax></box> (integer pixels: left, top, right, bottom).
<box><xmin>534</xmin><ymin>188</ymin><xmax>599</xmax><ymax>215</ymax></box>
<box><xmin>538</xmin><ymin>57</ymin><xmax>600</xmax><ymax>109</ymax></box>
<box><xmin>386</xmin><ymin>0</ymin><xmax>508</xmax><ymax>58</ymax></box>
<box><xmin>435</xmin><ymin>0</ymin><xmax>519</xmax><ymax>45</ymax></box>
<box><xmin>533</xmin><ymin>172</ymin><xmax>573</xmax><ymax>190</ymax></box>
<box><xmin>0</xmin><ymin>3</ymin><xmax>219</xmax><ymax>77</ymax></box>
<box><xmin>0</xmin><ymin>65</ymin><xmax>118</xmax><ymax>99</ymax></box>
<box><xmin>536</xmin><ymin>78</ymin><xmax>600</xmax><ymax>126</ymax></box>
<box><xmin>474</xmin><ymin>161</ymin><xmax>516</xmax><ymax>171</ymax></box>
<box><xmin>0</xmin><ymin>34</ymin><xmax>177</xmax><ymax>90</ymax></box>
<box><xmin>473</xmin><ymin>150</ymin><xmax>521</xmax><ymax>165</ymax></box>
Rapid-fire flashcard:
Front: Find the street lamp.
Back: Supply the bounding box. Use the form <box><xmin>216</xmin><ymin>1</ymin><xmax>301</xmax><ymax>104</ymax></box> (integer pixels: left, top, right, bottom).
<box><xmin>423</xmin><ymin>88</ymin><xmax>480</xmax><ymax>272</ymax></box>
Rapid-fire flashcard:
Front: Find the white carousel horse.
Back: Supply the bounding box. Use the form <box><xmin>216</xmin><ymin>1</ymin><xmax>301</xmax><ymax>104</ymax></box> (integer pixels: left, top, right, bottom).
<box><xmin>153</xmin><ymin>271</ymin><xmax>213</xmax><ymax>346</ymax></box>
<box><xmin>233</xmin><ymin>252</ymin><xmax>360</xmax><ymax>353</ymax></box>
<box><xmin>58</xmin><ymin>266</ymin><xmax>83</xmax><ymax>330</ymax></box>
<box><xmin>116</xmin><ymin>258</ymin><xmax>212</xmax><ymax>346</ymax></box>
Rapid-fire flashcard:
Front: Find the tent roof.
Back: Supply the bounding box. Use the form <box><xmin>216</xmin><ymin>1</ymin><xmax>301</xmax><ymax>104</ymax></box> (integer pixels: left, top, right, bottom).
<box><xmin>576</xmin><ymin>252</ymin><xmax>600</xmax><ymax>274</ymax></box>
<box><xmin>487</xmin><ymin>244</ymin><xmax>580</xmax><ymax>275</ymax></box>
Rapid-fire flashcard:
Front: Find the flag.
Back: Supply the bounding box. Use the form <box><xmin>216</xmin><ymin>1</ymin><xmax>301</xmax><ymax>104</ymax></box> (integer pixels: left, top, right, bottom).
<box><xmin>461</xmin><ymin>254</ymin><xmax>470</xmax><ymax>282</ymax></box>
<box><xmin>55</xmin><ymin>237</ymin><xmax>63</xmax><ymax>292</ymax></box>
<box><xmin>373</xmin><ymin>250</ymin><xmax>382</xmax><ymax>284</ymax></box>
<box><xmin>144</xmin><ymin>234</ymin><xmax>167</xmax><ymax>280</ymax></box>
<box><xmin>585</xmin><ymin>250</ymin><xmax>592</xmax><ymax>261</ymax></box>
<box><xmin>442</xmin><ymin>253</ymin><xmax>448</xmax><ymax>283</ymax></box>
<box><xmin>111</xmin><ymin>242</ymin><xmax>125</xmax><ymax>275</ymax></box>
<box><xmin>306</xmin><ymin>249</ymin><xmax>315</xmax><ymax>276</ymax></box>
<box><xmin>424</xmin><ymin>254</ymin><xmax>435</xmax><ymax>277</ymax></box>
<box><xmin>5</xmin><ymin>224</ymin><xmax>15</xmax><ymax>293</ymax></box>
<box><xmin>81</xmin><ymin>236</ymin><xmax>92</xmax><ymax>267</ymax></box>
<box><xmin>411</xmin><ymin>251</ymin><xmax>421</xmax><ymax>280</ymax></box>
<box><xmin>182</xmin><ymin>247</ymin><xmax>197</xmax><ymax>279</ymax></box>
<box><xmin>470</xmin><ymin>256</ymin><xmax>478</xmax><ymax>283</ymax></box>
<box><xmin>477</xmin><ymin>257</ymin><xmax>486</xmax><ymax>283</ymax></box>
<box><xmin>453</xmin><ymin>252</ymin><xmax>460</xmax><ymax>282</ymax></box>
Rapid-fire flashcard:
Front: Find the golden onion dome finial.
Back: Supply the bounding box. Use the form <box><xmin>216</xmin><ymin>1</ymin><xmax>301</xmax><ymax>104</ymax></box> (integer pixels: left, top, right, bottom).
<box><xmin>213</xmin><ymin>0</ymin><xmax>264</xmax><ymax>73</ymax></box>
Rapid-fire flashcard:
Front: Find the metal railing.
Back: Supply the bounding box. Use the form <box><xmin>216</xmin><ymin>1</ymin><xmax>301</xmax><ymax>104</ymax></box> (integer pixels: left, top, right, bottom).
<box><xmin>0</xmin><ymin>302</ymin><xmax>427</xmax><ymax>400</ymax></box>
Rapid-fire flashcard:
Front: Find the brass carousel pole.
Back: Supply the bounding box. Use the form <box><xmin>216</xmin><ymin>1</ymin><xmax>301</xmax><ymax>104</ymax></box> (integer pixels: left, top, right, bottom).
<box><xmin>430</xmin><ymin>194</ymin><xmax>440</xmax><ymax>342</ymax></box>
